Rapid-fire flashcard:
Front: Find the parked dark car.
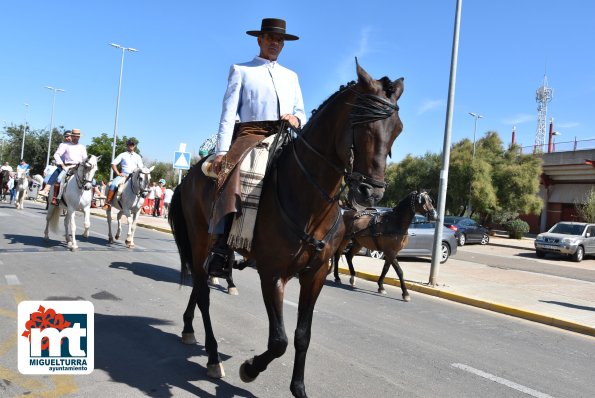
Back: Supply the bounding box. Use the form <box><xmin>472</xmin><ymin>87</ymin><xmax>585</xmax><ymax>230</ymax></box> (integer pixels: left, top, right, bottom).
<box><xmin>443</xmin><ymin>216</ymin><xmax>490</xmax><ymax>246</ymax></box>
<box><xmin>364</xmin><ymin>218</ymin><xmax>457</xmax><ymax>264</ymax></box>
<box><xmin>534</xmin><ymin>222</ymin><xmax>595</xmax><ymax>262</ymax></box>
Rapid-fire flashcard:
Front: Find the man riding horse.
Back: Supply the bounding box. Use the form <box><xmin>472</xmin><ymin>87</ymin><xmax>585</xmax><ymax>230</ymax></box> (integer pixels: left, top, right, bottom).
<box><xmin>48</xmin><ymin>129</ymin><xmax>87</xmax><ymax>206</ymax></box>
<box><xmin>206</xmin><ymin>18</ymin><xmax>306</xmax><ymax>278</ymax></box>
<box><xmin>103</xmin><ymin>138</ymin><xmax>144</xmax><ymax>210</ymax></box>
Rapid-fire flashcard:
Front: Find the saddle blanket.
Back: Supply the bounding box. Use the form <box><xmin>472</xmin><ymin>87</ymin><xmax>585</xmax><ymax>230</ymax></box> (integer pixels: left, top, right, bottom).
<box><xmin>227</xmin><ymin>135</ymin><xmax>276</xmax><ymax>251</ymax></box>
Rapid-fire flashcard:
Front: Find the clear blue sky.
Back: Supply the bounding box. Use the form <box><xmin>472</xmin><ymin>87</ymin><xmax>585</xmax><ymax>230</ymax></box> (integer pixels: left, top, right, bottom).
<box><xmin>1</xmin><ymin>1</ymin><xmax>594</xmax><ymax>165</ymax></box>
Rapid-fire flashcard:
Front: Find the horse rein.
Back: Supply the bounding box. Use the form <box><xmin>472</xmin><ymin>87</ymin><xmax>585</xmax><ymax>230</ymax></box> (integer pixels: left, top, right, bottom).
<box><xmin>74</xmin><ymin>161</ymin><xmax>95</xmax><ymax>190</ymax></box>
<box><xmin>291</xmin><ymin>89</ymin><xmax>398</xmax><ymax>202</ymax></box>
<box><xmin>128</xmin><ymin>170</ymin><xmax>150</xmax><ymax>198</ymax></box>
<box><xmin>273</xmin><ymin>89</ymin><xmax>399</xmax><ymax>271</ymax></box>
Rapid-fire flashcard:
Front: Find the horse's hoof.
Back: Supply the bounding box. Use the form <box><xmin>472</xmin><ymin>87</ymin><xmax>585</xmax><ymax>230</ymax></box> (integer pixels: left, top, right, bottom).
<box><xmin>209</xmin><ymin>277</ymin><xmax>220</xmax><ymax>285</ymax></box>
<box><xmin>70</xmin><ymin>246</ymin><xmax>78</xmax><ymax>252</ymax></box>
<box><xmin>228</xmin><ymin>287</ymin><xmax>238</xmax><ymax>296</ymax></box>
<box><xmin>126</xmin><ymin>241</ymin><xmax>134</xmax><ymax>248</ymax></box>
<box><xmin>239</xmin><ymin>359</ymin><xmax>257</xmax><ymax>383</ymax></box>
<box><xmin>349</xmin><ymin>276</ymin><xmax>356</xmax><ymax>286</ymax></box>
<box><xmin>334</xmin><ymin>277</ymin><xmax>341</xmax><ymax>284</ymax></box>
<box><xmin>181</xmin><ymin>333</ymin><xmax>197</xmax><ymax>345</ymax></box>
<box><xmin>378</xmin><ymin>288</ymin><xmax>387</xmax><ymax>295</ymax></box>
<box><xmin>207</xmin><ymin>362</ymin><xmax>225</xmax><ymax>378</ymax></box>
<box><xmin>108</xmin><ymin>238</ymin><xmax>114</xmax><ymax>244</ymax></box>
<box><xmin>403</xmin><ymin>294</ymin><xmax>411</xmax><ymax>302</ymax></box>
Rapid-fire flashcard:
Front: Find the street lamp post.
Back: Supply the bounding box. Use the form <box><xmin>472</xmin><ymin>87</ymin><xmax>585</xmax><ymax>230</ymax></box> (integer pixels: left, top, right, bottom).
<box><xmin>109</xmin><ymin>43</ymin><xmax>138</xmax><ymax>180</ymax></box>
<box><xmin>45</xmin><ymin>86</ymin><xmax>65</xmax><ymax>166</ymax></box>
<box><xmin>466</xmin><ymin>112</ymin><xmax>483</xmax><ymax>216</ymax></box>
<box><xmin>468</xmin><ymin>112</ymin><xmax>484</xmax><ymax>158</ymax></box>
<box><xmin>21</xmin><ymin>103</ymin><xmax>29</xmax><ymax>160</ymax></box>
<box><xmin>1</xmin><ymin>120</ymin><xmax>6</xmax><ymax>163</ymax></box>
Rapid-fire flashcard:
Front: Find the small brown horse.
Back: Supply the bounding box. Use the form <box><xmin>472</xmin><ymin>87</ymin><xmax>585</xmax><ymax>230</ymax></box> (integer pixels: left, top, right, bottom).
<box><xmin>332</xmin><ymin>190</ymin><xmax>436</xmax><ymax>300</ymax></box>
<box><xmin>169</xmin><ymin>62</ymin><xmax>404</xmax><ymax>398</ymax></box>
<box><xmin>0</xmin><ymin>169</ymin><xmax>10</xmax><ymax>201</ymax></box>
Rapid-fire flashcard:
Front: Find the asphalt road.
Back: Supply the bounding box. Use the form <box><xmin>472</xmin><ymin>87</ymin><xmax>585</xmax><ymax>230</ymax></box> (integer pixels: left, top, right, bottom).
<box><xmin>1</xmin><ymin>201</ymin><xmax>595</xmax><ymax>397</ymax></box>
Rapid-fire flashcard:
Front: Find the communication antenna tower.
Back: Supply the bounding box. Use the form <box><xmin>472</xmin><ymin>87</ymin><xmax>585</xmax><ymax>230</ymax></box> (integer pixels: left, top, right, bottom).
<box><xmin>534</xmin><ymin>74</ymin><xmax>553</xmax><ymax>151</ymax></box>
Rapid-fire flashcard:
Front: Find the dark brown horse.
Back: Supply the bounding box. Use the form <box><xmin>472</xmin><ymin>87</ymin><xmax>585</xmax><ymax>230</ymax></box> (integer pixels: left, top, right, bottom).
<box><xmin>332</xmin><ymin>190</ymin><xmax>436</xmax><ymax>300</ymax></box>
<box><xmin>168</xmin><ymin>62</ymin><xmax>404</xmax><ymax>398</ymax></box>
<box><xmin>0</xmin><ymin>169</ymin><xmax>10</xmax><ymax>201</ymax></box>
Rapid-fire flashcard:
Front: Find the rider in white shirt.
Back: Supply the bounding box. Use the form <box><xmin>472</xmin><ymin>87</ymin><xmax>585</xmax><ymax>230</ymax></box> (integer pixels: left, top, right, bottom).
<box><xmin>51</xmin><ymin>129</ymin><xmax>88</xmax><ymax>205</ymax></box>
<box><xmin>103</xmin><ymin>138</ymin><xmax>144</xmax><ymax>209</ymax></box>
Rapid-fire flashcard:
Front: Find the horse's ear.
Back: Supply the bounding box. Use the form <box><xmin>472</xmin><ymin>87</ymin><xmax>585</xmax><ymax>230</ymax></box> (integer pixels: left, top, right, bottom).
<box><xmin>148</xmin><ymin>166</ymin><xmax>155</xmax><ymax>172</ymax></box>
<box><xmin>96</xmin><ymin>155</ymin><xmax>102</xmax><ymax>162</ymax></box>
<box><xmin>392</xmin><ymin>77</ymin><xmax>405</xmax><ymax>100</ymax></box>
<box><xmin>356</xmin><ymin>59</ymin><xmax>374</xmax><ymax>88</ymax></box>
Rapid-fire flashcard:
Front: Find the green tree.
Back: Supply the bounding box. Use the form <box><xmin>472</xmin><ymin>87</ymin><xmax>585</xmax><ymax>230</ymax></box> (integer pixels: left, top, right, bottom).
<box><xmin>384</xmin><ymin>153</ymin><xmax>440</xmax><ymax>207</ymax></box>
<box><xmin>382</xmin><ymin>131</ymin><xmax>542</xmax><ymax>225</ymax></box>
<box><xmin>87</xmin><ymin>133</ymin><xmax>141</xmax><ymax>182</ymax></box>
<box><xmin>575</xmin><ymin>187</ymin><xmax>595</xmax><ymax>222</ymax></box>
<box><xmin>1</xmin><ymin>124</ymin><xmax>64</xmax><ymax>176</ymax></box>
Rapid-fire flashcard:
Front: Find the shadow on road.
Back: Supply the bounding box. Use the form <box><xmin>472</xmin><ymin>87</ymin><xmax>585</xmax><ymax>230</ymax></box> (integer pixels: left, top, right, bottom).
<box><xmin>95</xmin><ymin>313</ymin><xmax>256</xmax><ymax>397</ymax></box>
<box><xmin>110</xmin><ymin>261</ymin><xmax>191</xmax><ymax>286</ymax></box>
<box><xmin>539</xmin><ymin>300</ymin><xmax>595</xmax><ymax>312</ymax></box>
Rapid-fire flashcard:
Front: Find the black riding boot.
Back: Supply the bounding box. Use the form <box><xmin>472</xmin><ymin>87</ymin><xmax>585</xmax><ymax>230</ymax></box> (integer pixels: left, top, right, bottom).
<box><xmin>205</xmin><ymin>233</ymin><xmax>234</xmax><ymax>278</ymax></box>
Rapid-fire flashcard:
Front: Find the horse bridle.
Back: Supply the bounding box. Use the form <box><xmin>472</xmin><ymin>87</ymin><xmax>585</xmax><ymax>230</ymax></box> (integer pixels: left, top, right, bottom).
<box><xmin>275</xmin><ymin>89</ymin><xmax>399</xmax><ymax>266</ymax></box>
<box><xmin>75</xmin><ymin>160</ymin><xmax>95</xmax><ymax>190</ymax></box>
<box><xmin>292</xmin><ymin>89</ymin><xmax>399</xmax><ymax>202</ymax></box>
<box><xmin>128</xmin><ymin>169</ymin><xmax>151</xmax><ymax>198</ymax></box>
<box><xmin>412</xmin><ymin>191</ymin><xmax>436</xmax><ymax>219</ymax></box>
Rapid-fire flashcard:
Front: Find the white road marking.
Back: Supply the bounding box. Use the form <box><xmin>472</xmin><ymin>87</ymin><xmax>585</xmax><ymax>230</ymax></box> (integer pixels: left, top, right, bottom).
<box><xmin>5</xmin><ymin>275</ymin><xmax>21</xmax><ymax>285</ymax></box>
<box><xmin>283</xmin><ymin>299</ymin><xmax>318</xmax><ymax>313</ymax></box>
<box><xmin>284</xmin><ymin>299</ymin><xmax>299</xmax><ymax>308</ymax></box>
<box><xmin>451</xmin><ymin>363</ymin><xmax>555</xmax><ymax>398</ymax></box>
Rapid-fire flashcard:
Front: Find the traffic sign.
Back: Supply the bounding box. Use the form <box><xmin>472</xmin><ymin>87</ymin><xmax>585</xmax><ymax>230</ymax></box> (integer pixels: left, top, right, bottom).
<box><xmin>173</xmin><ymin>151</ymin><xmax>191</xmax><ymax>170</ymax></box>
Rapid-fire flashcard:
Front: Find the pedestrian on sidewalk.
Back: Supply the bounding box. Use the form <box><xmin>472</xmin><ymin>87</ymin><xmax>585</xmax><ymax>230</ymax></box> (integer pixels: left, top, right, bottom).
<box><xmin>152</xmin><ymin>180</ymin><xmax>163</xmax><ymax>217</ymax></box>
<box><xmin>162</xmin><ymin>184</ymin><xmax>174</xmax><ymax>218</ymax></box>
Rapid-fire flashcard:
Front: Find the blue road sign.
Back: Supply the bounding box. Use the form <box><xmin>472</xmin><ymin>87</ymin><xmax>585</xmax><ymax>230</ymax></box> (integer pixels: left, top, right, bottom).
<box><xmin>173</xmin><ymin>151</ymin><xmax>191</xmax><ymax>170</ymax></box>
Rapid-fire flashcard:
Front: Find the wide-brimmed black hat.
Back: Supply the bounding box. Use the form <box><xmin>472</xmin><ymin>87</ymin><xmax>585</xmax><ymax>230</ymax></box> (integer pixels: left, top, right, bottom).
<box><xmin>246</xmin><ymin>18</ymin><xmax>299</xmax><ymax>41</ymax></box>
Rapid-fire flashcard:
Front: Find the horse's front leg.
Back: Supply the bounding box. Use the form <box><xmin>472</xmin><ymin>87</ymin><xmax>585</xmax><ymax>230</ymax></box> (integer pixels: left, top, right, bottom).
<box><xmin>67</xmin><ymin>208</ymin><xmax>78</xmax><ymax>250</ymax></box>
<box><xmin>332</xmin><ymin>251</ymin><xmax>342</xmax><ymax>283</ymax></box>
<box><xmin>290</xmin><ymin>263</ymin><xmax>327</xmax><ymax>398</ymax></box>
<box><xmin>240</xmin><ymin>274</ymin><xmax>288</xmax><ymax>383</ymax></box>
<box><xmin>125</xmin><ymin>212</ymin><xmax>137</xmax><ymax>248</ymax></box>
<box><xmin>391</xmin><ymin>258</ymin><xmax>410</xmax><ymax>301</ymax></box>
<box><xmin>345</xmin><ymin>245</ymin><xmax>359</xmax><ymax>286</ymax></box>
<box><xmin>225</xmin><ymin>269</ymin><xmax>238</xmax><ymax>296</ymax></box>
<box><xmin>377</xmin><ymin>259</ymin><xmax>392</xmax><ymax>295</ymax></box>
<box><xmin>115</xmin><ymin>211</ymin><xmax>122</xmax><ymax>240</ymax></box>
<box><xmin>82</xmin><ymin>207</ymin><xmax>91</xmax><ymax>238</ymax></box>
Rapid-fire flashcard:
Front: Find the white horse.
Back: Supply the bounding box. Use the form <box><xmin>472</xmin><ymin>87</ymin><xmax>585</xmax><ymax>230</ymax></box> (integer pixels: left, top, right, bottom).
<box><xmin>44</xmin><ymin>155</ymin><xmax>100</xmax><ymax>250</ymax></box>
<box><xmin>14</xmin><ymin>170</ymin><xmax>29</xmax><ymax>209</ymax></box>
<box><xmin>107</xmin><ymin>166</ymin><xmax>154</xmax><ymax>248</ymax></box>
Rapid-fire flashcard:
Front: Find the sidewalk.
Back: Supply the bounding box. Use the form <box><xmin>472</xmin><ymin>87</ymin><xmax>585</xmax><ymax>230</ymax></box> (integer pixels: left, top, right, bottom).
<box><xmin>95</xmin><ymin>209</ymin><xmax>595</xmax><ymax>338</ymax></box>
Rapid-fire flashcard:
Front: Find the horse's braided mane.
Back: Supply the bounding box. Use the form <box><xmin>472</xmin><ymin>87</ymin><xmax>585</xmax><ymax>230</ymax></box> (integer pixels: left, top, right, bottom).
<box><xmin>310</xmin><ymin>81</ymin><xmax>357</xmax><ymax>116</ymax></box>
<box><xmin>393</xmin><ymin>191</ymin><xmax>416</xmax><ymax>214</ymax></box>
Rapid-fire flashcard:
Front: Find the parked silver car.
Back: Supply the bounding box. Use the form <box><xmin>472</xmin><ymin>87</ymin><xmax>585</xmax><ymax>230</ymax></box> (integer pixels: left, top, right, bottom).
<box><xmin>534</xmin><ymin>222</ymin><xmax>595</xmax><ymax>262</ymax></box>
<box><xmin>366</xmin><ymin>219</ymin><xmax>458</xmax><ymax>263</ymax></box>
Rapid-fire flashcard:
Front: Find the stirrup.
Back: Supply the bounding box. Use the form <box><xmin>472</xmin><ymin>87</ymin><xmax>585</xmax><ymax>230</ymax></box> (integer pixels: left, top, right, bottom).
<box><xmin>205</xmin><ymin>248</ymin><xmax>233</xmax><ymax>278</ymax></box>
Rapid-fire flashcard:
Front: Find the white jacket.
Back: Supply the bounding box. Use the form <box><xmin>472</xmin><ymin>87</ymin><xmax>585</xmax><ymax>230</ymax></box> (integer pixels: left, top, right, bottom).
<box><xmin>216</xmin><ymin>56</ymin><xmax>306</xmax><ymax>154</ymax></box>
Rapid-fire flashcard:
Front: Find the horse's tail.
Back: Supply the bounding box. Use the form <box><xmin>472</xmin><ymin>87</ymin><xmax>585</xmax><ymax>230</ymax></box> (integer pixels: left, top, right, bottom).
<box><xmin>47</xmin><ymin>203</ymin><xmax>60</xmax><ymax>233</ymax></box>
<box><xmin>168</xmin><ymin>184</ymin><xmax>193</xmax><ymax>283</ymax></box>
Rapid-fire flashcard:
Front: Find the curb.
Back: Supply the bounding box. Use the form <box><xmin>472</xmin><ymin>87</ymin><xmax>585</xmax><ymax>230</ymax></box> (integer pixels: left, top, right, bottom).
<box><xmin>338</xmin><ymin>266</ymin><xmax>595</xmax><ymax>338</ymax></box>
<box><xmin>90</xmin><ymin>211</ymin><xmax>172</xmax><ymax>235</ymax></box>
